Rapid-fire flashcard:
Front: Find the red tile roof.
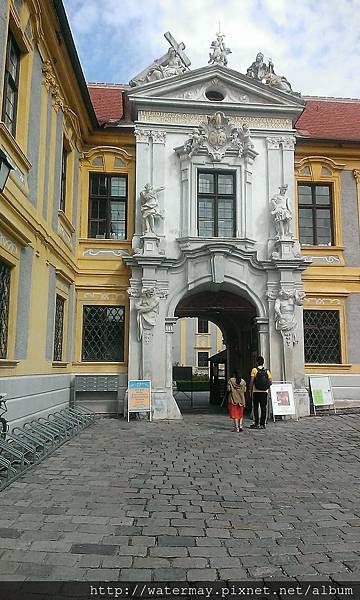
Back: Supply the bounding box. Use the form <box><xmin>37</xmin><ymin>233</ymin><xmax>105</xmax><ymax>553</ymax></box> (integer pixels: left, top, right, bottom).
<box><xmin>87</xmin><ymin>84</ymin><xmax>125</xmax><ymax>125</ymax></box>
<box><xmin>295</xmin><ymin>98</ymin><xmax>360</xmax><ymax>141</ymax></box>
<box><xmin>87</xmin><ymin>84</ymin><xmax>360</xmax><ymax>141</ymax></box>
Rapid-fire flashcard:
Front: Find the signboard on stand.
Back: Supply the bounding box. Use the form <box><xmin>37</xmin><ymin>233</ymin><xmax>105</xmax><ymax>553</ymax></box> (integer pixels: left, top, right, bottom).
<box><xmin>270</xmin><ymin>383</ymin><xmax>296</xmax><ymax>418</ymax></box>
<box><xmin>127</xmin><ymin>380</ymin><xmax>152</xmax><ymax>421</ymax></box>
<box><xmin>309</xmin><ymin>375</ymin><xmax>336</xmax><ymax>414</ymax></box>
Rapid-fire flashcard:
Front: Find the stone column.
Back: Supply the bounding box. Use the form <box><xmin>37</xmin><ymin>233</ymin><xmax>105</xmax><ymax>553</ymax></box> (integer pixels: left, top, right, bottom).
<box><xmin>256</xmin><ymin>317</ymin><xmax>270</xmax><ymax>367</ymax></box>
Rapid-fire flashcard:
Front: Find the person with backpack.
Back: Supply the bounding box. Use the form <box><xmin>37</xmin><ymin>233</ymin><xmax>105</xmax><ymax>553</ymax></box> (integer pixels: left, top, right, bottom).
<box><xmin>227</xmin><ymin>371</ymin><xmax>246</xmax><ymax>433</ymax></box>
<box><xmin>249</xmin><ymin>356</ymin><xmax>272</xmax><ymax>429</ymax></box>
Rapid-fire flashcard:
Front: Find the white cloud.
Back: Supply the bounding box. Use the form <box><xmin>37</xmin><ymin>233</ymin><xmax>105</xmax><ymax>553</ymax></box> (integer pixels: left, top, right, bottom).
<box><xmin>63</xmin><ymin>0</ymin><xmax>360</xmax><ymax>97</ymax></box>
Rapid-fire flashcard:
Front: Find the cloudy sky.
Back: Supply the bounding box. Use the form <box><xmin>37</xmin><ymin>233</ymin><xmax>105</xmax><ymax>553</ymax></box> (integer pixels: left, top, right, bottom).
<box><xmin>63</xmin><ymin>0</ymin><xmax>360</xmax><ymax>98</ymax></box>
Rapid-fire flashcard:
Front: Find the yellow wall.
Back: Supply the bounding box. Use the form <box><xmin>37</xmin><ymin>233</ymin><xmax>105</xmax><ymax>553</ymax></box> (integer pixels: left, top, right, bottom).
<box><xmin>295</xmin><ymin>144</ymin><xmax>360</xmax><ymax>374</ymax></box>
<box><xmin>0</xmin><ymin>0</ymin><xmax>135</xmax><ymax>379</ymax></box>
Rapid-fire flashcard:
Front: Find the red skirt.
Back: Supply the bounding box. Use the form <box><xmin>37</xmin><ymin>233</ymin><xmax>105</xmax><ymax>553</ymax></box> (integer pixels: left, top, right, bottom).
<box><xmin>228</xmin><ymin>402</ymin><xmax>244</xmax><ymax>419</ymax></box>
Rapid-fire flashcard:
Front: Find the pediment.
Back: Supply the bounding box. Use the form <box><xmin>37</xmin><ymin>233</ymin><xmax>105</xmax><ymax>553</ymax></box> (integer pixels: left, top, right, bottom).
<box><xmin>127</xmin><ymin>65</ymin><xmax>305</xmax><ymax>110</ymax></box>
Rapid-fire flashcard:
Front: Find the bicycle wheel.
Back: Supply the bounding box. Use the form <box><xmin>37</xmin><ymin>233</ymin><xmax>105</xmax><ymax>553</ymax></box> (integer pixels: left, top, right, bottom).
<box><xmin>0</xmin><ymin>418</ymin><xmax>7</xmax><ymax>441</ymax></box>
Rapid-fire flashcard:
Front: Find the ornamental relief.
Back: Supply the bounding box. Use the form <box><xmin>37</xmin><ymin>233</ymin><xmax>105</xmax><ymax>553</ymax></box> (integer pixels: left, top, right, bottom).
<box><xmin>42</xmin><ymin>60</ymin><xmax>64</xmax><ymax>111</ymax></box>
<box><xmin>303</xmin><ymin>298</ymin><xmax>341</xmax><ymax>306</ymax></box>
<box><xmin>0</xmin><ymin>230</ymin><xmax>19</xmax><ymax>256</ymax></box>
<box><xmin>138</xmin><ymin>110</ymin><xmax>293</xmax><ymax>130</ymax></box>
<box><xmin>81</xmin><ymin>291</ymin><xmax>123</xmax><ymax>301</ymax></box>
<box><xmin>180</xmin><ymin>111</ymin><xmax>255</xmax><ymax>162</ymax></box>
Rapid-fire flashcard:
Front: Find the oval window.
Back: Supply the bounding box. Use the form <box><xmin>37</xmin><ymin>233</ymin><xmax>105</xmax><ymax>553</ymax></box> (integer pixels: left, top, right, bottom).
<box><xmin>205</xmin><ymin>90</ymin><xmax>225</xmax><ymax>102</ymax></box>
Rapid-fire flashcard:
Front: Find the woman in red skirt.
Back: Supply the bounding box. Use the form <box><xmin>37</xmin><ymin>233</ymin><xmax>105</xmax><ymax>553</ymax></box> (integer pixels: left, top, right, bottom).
<box><xmin>227</xmin><ymin>371</ymin><xmax>246</xmax><ymax>432</ymax></box>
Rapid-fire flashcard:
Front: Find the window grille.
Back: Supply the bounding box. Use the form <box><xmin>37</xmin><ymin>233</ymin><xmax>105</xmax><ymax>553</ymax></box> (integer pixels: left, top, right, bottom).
<box><xmin>0</xmin><ymin>260</ymin><xmax>11</xmax><ymax>359</ymax></box>
<box><xmin>82</xmin><ymin>305</ymin><xmax>125</xmax><ymax>362</ymax></box>
<box><xmin>88</xmin><ymin>173</ymin><xmax>127</xmax><ymax>239</ymax></box>
<box><xmin>298</xmin><ymin>183</ymin><xmax>333</xmax><ymax>246</ymax></box>
<box><xmin>303</xmin><ymin>310</ymin><xmax>341</xmax><ymax>363</ymax></box>
<box><xmin>197</xmin><ymin>171</ymin><xmax>235</xmax><ymax>237</ymax></box>
<box><xmin>2</xmin><ymin>32</ymin><xmax>20</xmax><ymax>136</ymax></box>
<box><xmin>53</xmin><ymin>295</ymin><xmax>65</xmax><ymax>361</ymax></box>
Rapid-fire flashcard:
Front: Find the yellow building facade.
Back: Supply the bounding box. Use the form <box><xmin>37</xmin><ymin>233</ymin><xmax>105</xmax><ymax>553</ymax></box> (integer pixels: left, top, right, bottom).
<box><xmin>1</xmin><ymin>2</ymin><xmax>360</xmax><ymax>423</ymax></box>
<box><xmin>0</xmin><ymin>0</ymin><xmax>134</xmax><ymax>423</ymax></box>
<box><xmin>295</xmin><ymin>132</ymin><xmax>360</xmax><ymax>401</ymax></box>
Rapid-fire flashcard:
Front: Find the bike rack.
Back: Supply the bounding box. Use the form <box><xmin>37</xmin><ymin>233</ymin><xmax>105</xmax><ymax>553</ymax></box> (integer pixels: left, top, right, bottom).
<box><xmin>0</xmin><ymin>406</ymin><xmax>96</xmax><ymax>491</ymax></box>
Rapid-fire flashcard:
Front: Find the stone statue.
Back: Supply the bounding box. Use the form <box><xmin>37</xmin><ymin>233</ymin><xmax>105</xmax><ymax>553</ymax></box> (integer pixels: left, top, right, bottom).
<box><xmin>274</xmin><ymin>289</ymin><xmax>305</xmax><ymax>347</ymax></box>
<box><xmin>139</xmin><ymin>184</ymin><xmax>164</xmax><ymax>234</ymax></box>
<box><xmin>241</xmin><ymin>124</ymin><xmax>254</xmax><ymax>149</ymax></box>
<box><xmin>246</xmin><ymin>52</ymin><xmax>268</xmax><ymax>80</ymax></box>
<box><xmin>130</xmin><ymin>32</ymin><xmax>191</xmax><ymax>86</ymax></box>
<box><xmin>208</xmin><ymin>32</ymin><xmax>232</xmax><ymax>67</ymax></box>
<box><xmin>271</xmin><ymin>184</ymin><xmax>293</xmax><ymax>239</ymax></box>
<box><xmin>246</xmin><ymin>52</ymin><xmax>296</xmax><ymax>95</ymax></box>
<box><xmin>183</xmin><ymin>127</ymin><xmax>206</xmax><ymax>157</ymax></box>
<box><xmin>135</xmin><ymin>288</ymin><xmax>161</xmax><ymax>342</ymax></box>
<box><xmin>263</xmin><ymin>58</ymin><xmax>293</xmax><ymax>93</ymax></box>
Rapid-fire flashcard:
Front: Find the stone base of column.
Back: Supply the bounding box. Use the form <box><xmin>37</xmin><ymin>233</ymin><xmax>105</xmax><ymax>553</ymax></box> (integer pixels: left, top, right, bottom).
<box><xmin>152</xmin><ymin>389</ymin><xmax>183</xmax><ymax>420</ymax></box>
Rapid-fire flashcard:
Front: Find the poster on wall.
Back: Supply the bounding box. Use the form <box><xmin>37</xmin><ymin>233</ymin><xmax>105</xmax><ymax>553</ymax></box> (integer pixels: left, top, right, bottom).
<box><xmin>270</xmin><ymin>383</ymin><xmax>296</xmax><ymax>417</ymax></box>
<box><xmin>309</xmin><ymin>375</ymin><xmax>335</xmax><ymax>411</ymax></box>
<box><xmin>127</xmin><ymin>380</ymin><xmax>152</xmax><ymax>422</ymax></box>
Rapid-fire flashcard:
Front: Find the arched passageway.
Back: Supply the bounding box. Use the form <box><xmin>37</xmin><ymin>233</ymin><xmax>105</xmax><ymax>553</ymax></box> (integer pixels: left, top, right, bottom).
<box><xmin>174</xmin><ymin>286</ymin><xmax>258</xmax><ymax>410</ymax></box>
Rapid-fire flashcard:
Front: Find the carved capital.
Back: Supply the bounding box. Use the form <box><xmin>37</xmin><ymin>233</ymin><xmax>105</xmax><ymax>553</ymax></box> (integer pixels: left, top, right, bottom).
<box><xmin>134</xmin><ymin>128</ymin><xmax>151</xmax><ymax>143</ymax></box>
<box><xmin>353</xmin><ymin>169</ymin><xmax>360</xmax><ymax>181</ymax></box>
<box><xmin>266</xmin><ymin>136</ymin><xmax>282</xmax><ymax>150</ymax></box>
<box><xmin>151</xmin><ymin>130</ymin><xmax>167</xmax><ymax>144</ymax></box>
<box><xmin>266</xmin><ymin>136</ymin><xmax>295</xmax><ymax>150</ymax></box>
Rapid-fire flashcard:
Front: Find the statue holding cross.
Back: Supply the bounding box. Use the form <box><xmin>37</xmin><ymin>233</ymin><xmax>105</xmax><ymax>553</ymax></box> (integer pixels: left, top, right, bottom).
<box><xmin>129</xmin><ymin>32</ymin><xmax>191</xmax><ymax>86</ymax></box>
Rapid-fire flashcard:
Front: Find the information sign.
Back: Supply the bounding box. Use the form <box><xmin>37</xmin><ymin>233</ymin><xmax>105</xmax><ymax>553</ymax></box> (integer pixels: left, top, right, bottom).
<box><xmin>309</xmin><ymin>375</ymin><xmax>335</xmax><ymax>413</ymax></box>
<box><xmin>270</xmin><ymin>383</ymin><xmax>296</xmax><ymax>417</ymax></box>
<box><xmin>127</xmin><ymin>380</ymin><xmax>151</xmax><ymax>421</ymax></box>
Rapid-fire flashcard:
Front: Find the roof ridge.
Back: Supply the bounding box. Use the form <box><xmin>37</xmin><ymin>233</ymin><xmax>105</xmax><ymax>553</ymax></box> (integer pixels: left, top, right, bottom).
<box><xmin>87</xmin><ymin>82</ymin><xmax>129</xmax><ymax>89</ymax></box>
<box><xmin>304</xmin><ymin>95</ymin><xmax>360</xmax><ymax>103</ymax></box>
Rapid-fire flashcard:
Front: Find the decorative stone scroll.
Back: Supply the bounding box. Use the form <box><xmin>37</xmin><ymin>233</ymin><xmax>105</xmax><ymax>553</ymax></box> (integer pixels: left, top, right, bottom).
<box><xmin>42</xmin><ymin>60</ymin><xmax>64</xmax><ymax>110</ymax></box>
<box><xmin>268</xmin><ymin>289</ymin><xmax>305</xmax><ymax>347</ymax></box>
<box><xmin>182</xmin><ymin>111</ymin><xmax>255</xmax><ymax>162</ymax></box>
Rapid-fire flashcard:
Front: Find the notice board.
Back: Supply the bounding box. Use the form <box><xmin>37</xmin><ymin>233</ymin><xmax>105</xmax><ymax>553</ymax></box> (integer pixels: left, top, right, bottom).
<box><xmin>309</xmin><ymin>375</ymin><xmax>334</xmax><ymax>407</ymax></box>
<box><xmin>127</xmin><ymin>380</ymin><xmax>152</xmax><ymax>421</ymax></box>
<box><xmin>270</xmin><ymin>383</ymin><xmax>296</xmax><ymax>417</ymax></box>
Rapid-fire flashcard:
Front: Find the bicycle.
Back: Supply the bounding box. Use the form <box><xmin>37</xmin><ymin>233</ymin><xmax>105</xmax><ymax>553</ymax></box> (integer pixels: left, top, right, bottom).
<box><xmin>0</xmin><ymin>393</ymin><xmax>8</xmax><ymax>441</ymax></box>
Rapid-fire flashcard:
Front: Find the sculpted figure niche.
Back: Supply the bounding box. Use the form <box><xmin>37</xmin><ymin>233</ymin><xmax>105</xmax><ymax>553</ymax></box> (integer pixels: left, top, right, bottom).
<box><xmin>139</xmin><ymin>184</ymin><xmax>164</xmax><ymax>235</ymax></box>
<box><xmin>274</xmin><ymin>289</ymin><xmax>305</xmax><ymax>347</ymax></box>
<box><xmin>134</xmin><ymin>288</ymin><xmax>161</xmax><ymax>342</ymax></box>
<box><xmin>270</xmin><ymin>184</ymin><xmax>293</xmax><ymax>239</ymax></box>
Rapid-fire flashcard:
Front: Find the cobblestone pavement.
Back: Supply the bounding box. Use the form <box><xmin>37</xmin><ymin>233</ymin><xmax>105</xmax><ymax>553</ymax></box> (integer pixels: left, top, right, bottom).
<box><xmin>0</xmin><ymin>413</ymin><xmax>360</xmax><ymax>582</ymax></box>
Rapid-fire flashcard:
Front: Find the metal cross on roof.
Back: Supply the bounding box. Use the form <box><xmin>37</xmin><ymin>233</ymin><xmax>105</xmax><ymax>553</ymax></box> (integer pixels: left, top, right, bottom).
<box><xmin>164</xmin><ymin>32</ymin><xmax>191</xmax><ymax>68</ymax></box>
